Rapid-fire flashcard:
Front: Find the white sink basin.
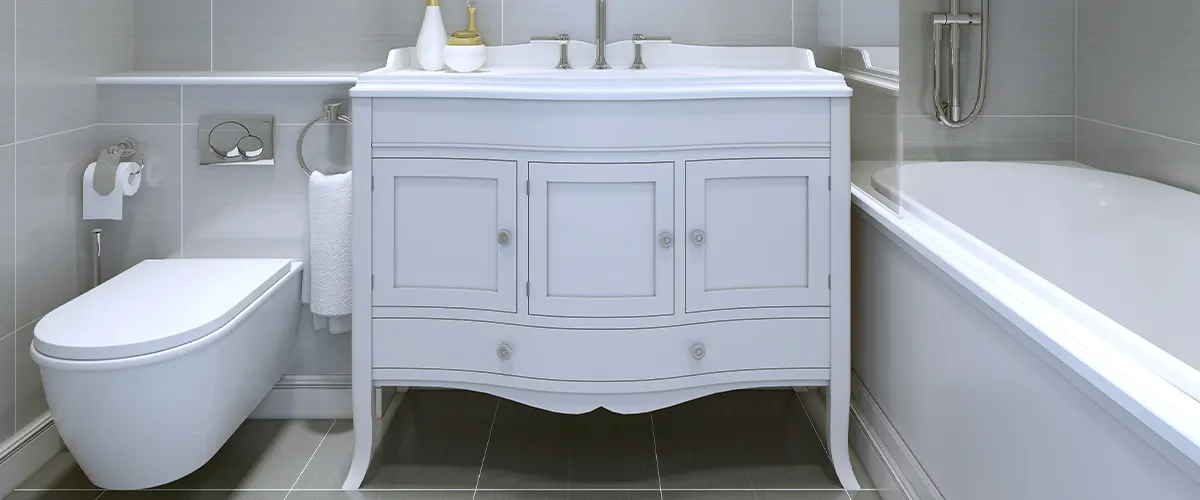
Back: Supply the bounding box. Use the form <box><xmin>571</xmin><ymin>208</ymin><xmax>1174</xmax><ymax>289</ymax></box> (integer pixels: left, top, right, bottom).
<box><xmin>353</xmin><ymin>41</ymin><xmax>850</xmax><ymax>100</ymax></box>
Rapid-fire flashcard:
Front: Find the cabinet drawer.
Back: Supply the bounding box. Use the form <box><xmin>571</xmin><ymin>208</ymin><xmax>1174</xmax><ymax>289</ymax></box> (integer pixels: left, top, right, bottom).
<box><xmin>372</xmin><ymin>98</ymin><xmax>832</xmax><ymax>149</ymax></box>
<box><xmin>372</xmin><ymin>319</ymin><xmax>831</xmax><ymax>381</ymax></box>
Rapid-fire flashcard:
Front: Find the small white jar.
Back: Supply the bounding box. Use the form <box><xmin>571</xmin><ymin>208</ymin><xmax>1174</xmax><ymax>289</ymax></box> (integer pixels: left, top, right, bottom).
<box><xmin>445</xmin><ymin>31</ymin><xmax>487</xmax><ymax>73</ymax></box>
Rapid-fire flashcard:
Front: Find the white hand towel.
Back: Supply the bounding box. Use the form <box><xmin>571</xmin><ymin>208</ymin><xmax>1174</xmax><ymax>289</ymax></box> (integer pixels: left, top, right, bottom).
<box><xmin>307</xmin><ymin>171</ymin><xmax>353</xmax><ymax>334</ymax></box>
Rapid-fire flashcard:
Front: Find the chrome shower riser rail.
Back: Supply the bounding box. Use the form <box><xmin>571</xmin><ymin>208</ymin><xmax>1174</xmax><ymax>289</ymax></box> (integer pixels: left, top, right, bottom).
<box><xmin>932</xmin><ymin>0</ymin><xmax>989</xmax><ymax>128</ymax></box>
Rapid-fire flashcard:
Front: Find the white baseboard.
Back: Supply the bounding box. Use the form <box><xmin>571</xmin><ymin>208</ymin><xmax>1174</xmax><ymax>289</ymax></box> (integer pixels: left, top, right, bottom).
<box><xmin>848</xmin><ymin>373</ymin><xmax>945</xmax><ymax>500</ymax></box>
<box><xmin>0</xmin><ymin>413</ymin><xmax>66</xmax><ymax>497</ymax></box>
<box><xmin>251</xmin><ymin>374</ymin><xmax>352</xmax><ymax>419</ymax></box>
<box><xmin>796</xmin><ymin>376</ymin><xmax>943</xmax><ymax>500</ymax></box>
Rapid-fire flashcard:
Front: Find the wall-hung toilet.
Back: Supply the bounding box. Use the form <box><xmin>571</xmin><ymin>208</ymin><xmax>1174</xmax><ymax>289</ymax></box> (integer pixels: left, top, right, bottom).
<box><xmin>30</xmin><ymin>258</ymin><xmax>303</xmax><ymax>490</ymax></box>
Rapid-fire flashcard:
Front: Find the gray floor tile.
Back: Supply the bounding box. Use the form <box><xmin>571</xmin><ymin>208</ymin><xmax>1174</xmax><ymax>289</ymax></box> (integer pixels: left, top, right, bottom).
<box><xmin>293</xmin><ymin>420</ymin><xmax>355</xmax><ymax>489</ymax></box>
<box><xmin>662</xmin><ymin>492</ymin><xmax>849</xmax><ymax>500</ymax></box>
<box><xmin>362</xmin><ymin>390</ymin><xmax>498</xmax><ymax>489</ymax></box>
<box><xmin>153</xmin><ymin>420</ymin><xmax>334</xmax><ymax>490</ymax></box>
<box><xmin>475</xmin><ymin>493</ymin><xmax>660</xmax><ymax>500</ymax></box>
<box><xmin>476</xmin><ymin>401</ymin><xmax>571</xmax><ymax>490</ymax></box>
<box><xmin>724</xmin><ymin>392</ymin><xmax>840</xmax><ymax>489</ymax></box>
<box><xmin>479</xmin><ymin>401</ymin><xmax>658</xmax><ymax>490</ymax></box>
<box><xmin>653</xmin><ymin>394</ymin><xmax>754</xmax><ymax>489</ymax></box>
<box><xmin>846</xmin><ymin>490</ymin><xmax>883</xmax><ymax>500</ymax></box>
<box><xmin>99</xmin><ymin>492</ymin><xmax>288</xmax><ymax>500</ymax></box>
<box><xmin>14</xmin><ymin>451</ymin><xmax>99</xmax><ymax>490</ymax></box>
<box><xmin>6</xmin><ymin>492</ymin><xmax>103</xmax><ymax>500</ymax></box>
<box><xmin>285</xmin><ymin>492</ymin><xmax>473</xmax><ymax>500</ymax></box>
<box><xmin>655</xmin><ymin>391</ymin><xmax>839</xmax><ymax>490</ymax></box>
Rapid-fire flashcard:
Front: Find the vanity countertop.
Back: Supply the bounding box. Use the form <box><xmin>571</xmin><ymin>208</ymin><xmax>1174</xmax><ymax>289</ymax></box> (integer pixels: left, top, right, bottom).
<box><xmin>352</xmin><ymin>42</ymin><xmax>851</xmax><ymax>101</ymax></box>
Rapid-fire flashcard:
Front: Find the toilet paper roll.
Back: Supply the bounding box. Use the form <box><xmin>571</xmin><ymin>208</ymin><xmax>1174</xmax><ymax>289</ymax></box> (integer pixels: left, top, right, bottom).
<box><xmin>83</xmin><ymin>162</ymin><xmax>142</xmax><ymax>221</ymax></box>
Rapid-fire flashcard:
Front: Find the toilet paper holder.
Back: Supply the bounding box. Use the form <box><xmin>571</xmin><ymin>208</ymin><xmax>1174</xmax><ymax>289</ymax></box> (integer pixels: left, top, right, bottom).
<box><xmin>97</xmin><ymin>137</ymin><xmax>144</xmax><ymax>176</ymax></box>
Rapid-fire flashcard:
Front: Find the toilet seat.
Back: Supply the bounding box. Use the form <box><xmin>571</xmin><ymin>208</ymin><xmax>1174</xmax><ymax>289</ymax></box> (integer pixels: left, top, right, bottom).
<box><xmin>34</xmin><ymin>259</ymin><xmax>293</xmax><ymax>361</ymax></box>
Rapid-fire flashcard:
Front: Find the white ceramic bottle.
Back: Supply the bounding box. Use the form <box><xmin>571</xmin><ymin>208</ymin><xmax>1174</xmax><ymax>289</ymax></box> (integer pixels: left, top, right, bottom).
<box><xmin>416</xmin><ymin>0</ymin><xmax>447</xmax><ymax>71</ymax></box>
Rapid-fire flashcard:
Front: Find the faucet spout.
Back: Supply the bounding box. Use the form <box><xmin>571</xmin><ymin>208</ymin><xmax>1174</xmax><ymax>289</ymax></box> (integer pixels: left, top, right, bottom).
<box><xmin>592</xmin><ymin>0</ymin><xmax>611</xmax><ymax>69</ymax></box>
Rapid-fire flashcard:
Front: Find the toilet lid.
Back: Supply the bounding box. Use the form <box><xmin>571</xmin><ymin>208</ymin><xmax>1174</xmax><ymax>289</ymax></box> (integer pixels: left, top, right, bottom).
<box><xmin>34</xmin><ymin>259</ymin><xmax>294</xmax><ymax>361</ymax></box>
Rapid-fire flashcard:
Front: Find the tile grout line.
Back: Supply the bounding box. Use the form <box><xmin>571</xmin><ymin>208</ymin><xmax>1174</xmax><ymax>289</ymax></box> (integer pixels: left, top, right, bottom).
<box><xmin>209</xmin><ymin>0</ymin><xmax>214</xmax><ymax>71</ymax></box>
<box><xmin>471</xmin><ymin>398</ymin><xmax>501</xmax><ymax>500</ymax></box>
<box><xmin>178</xmin><ymin>84</ymin><xmax>185</xmax><ymax>257</ymax></box>
<box><xmin>649</xmin><ymin>413</ymin><xmax>664</xmax><ymax>500</ymax></box>
<box><xmin>795</xmin><ymin>390</ymin><xmax>851</xmax><ymax>496</ymax></box>
<box><xmin>286</xmin><ymin>419</ymin><xmax>339</xmax><ymax>498</ymax></box>
<box><xmin>1076</xmin><ymin>116</ymin><xmax>1200</xmax><ymax>148</ymax></box>
<box><xmin>7</xmin><ymin>124</ymin><xmax>94</xmax><ymax>148</ymax></box>
<box><xmin>92</xmin><ymin>490</ymin><xmax>106</xmax><ymax>499</ymax></box>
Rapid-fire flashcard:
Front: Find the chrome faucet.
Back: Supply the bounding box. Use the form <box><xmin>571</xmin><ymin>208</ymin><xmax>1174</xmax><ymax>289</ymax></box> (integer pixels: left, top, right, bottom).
<box><xmin>592</xmin><ymin>0</ymin><xmax>610</xmax><ymax>69</ymax></box>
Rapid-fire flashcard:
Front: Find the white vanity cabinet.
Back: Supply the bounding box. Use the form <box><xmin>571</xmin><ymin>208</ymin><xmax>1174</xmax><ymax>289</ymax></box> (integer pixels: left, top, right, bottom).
<box><xmin>345</xmin><ymin>44</ymin><xmax>858</xmax><ymax>491</ymax></box>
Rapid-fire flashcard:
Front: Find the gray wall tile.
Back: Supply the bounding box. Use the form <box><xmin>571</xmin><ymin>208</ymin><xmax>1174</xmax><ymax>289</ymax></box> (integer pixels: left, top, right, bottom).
<box><xmin>0</xmin><ymin>145</ymin><xmax>12</xmax><ymax>335</ymax></box>
<box><xmin>0</xmin><ymin>0</ymin><xmax>13</xmax><ymax>146</ymax></box>
<box><xmin>0</xmin><ymin>332</ymin><xmax>13</xmax><ymax>439</ymax></box>
<box><xmin>608</xmin><ymin>0</ymin><xmax>793</xmax><ymax>47</ymax></box>
<box><xmin>13</xmin><ymin>127</ymin><xmax>94</xmax><ymax>327</ymax></box>
<box><xmin>1077</xmin><ymin>0</ymin><xmax>1200</xmax><ymax>145</ymax></box>
<box><xmin>14</xmin><ymin>321</ymin><xmax>44</xmax><ymax>430</ymax></box>
<box><xmin>90</xmin><ymin>125</ymin><xmax>183</xmax><ymax>279</ymax></box>
<box><xmin>182</xmin><ymin>123</ymin><xmax>348</xmax><ymax>259</ymax></box>
<box><xmin>843</xmin><ymin>0</ymin><xmax>899</xmax><ymax>47</ymax></box>
<box><xmin>134</xmin><ymin>0</ymin><xmax>212</xmax><ymax>71</ymax></box>
<box><xmin>794</xmin><ymin>0</ymin><xmax>819</xmax><ymax>50</ymax></box>
<box><xmin>98</xmin><ymin>85</ymin><xmax>183</xmax><ymax>124</ymax></box>
<box><xmin>903</xmin><ymin>115</ymin><xmax>1075</xmax><ymax>162</ymax></box>
<box><xmin>502</xmin><ymin>0</ymin><xmax>602</xmax><ymax>47</ymax></box>
<box><xmin>182</xmin><ymin>85</ymin><xmax>353</xmax><ymax>125</ymax></box>
<box><xmin>1078</xmin><ymin>119</ymin><xmax>1200</xmax><ymax>195</ymax></box>
<box><xmin>816</xmin><ymin>0</ymin><xmax>843</xmax><ymax>70</ymax></box>
<box><xmin>14</xmin><ymin>0</ymin><xmax>134</xmax><ymax>141</ymax></box>
<box><xmin>211</xmin><ymin>0</ymin><xmax>423</xmax><ymax>71</ymax></box>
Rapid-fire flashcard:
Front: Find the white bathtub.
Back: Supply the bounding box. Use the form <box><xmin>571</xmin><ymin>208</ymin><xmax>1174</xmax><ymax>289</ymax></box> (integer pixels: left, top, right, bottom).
<box><xmin>850</xmin><ymin>161</ymin><xmax>1200</xmax><ymax>499</ymax></box>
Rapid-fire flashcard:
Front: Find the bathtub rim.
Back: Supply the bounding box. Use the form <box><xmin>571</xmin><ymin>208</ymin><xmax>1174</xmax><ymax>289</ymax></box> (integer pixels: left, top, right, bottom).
<box><xmin>851</xmin><ymin>182</ymin><xmax>1200</xmax><ymax>480</ymax></box>
<box><xmin>872</xmin><ymin>161</ymin><xmax>1200</xmax><ymax>407</ymax></box>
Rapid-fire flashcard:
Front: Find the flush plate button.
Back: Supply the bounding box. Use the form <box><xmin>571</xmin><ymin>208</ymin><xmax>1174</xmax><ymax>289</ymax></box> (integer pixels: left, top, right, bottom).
<box><xmin>199</xmin><ymin>115</ymin><xmax>275</xmax><ymax>165</ymax></box>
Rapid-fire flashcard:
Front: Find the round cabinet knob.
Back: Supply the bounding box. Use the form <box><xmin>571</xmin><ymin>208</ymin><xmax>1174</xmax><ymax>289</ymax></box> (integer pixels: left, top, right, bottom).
<box><xmin>691</xmin><ymin>343</ymin><xmax>706</xmax><ymax>360</ymax></box>
<box><xmin>691</xmin><ymin>230</ymin><xmax>706</xmax><ymax>246</ymax></box>
<box><xmin>497</xmin><ymin>343</ymin><xmax>513</xmax><ymax>360</ymax></box>
<box><xmin>497</xmin><ymin>230</ymin><xmax>513</xmax><ymax>246</ymax></box>
<box><xmin>659</xmin><ymin>232</ymin><xmax>674</xmax><ymax>248</ymax></box>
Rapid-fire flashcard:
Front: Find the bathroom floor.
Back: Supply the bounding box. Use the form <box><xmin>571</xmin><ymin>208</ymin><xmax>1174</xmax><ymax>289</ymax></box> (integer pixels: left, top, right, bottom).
<box><xmin>10</xmin><ymin>390</ymin><xmax>881</xmax><ymax>500</ymax></box>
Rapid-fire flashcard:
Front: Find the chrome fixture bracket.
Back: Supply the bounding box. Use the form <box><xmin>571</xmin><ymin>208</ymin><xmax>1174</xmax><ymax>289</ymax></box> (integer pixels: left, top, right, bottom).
<box><xmin>297</xmin><ymin>100</ymin><xmax>352</xmax><ymax>177</ymax></box>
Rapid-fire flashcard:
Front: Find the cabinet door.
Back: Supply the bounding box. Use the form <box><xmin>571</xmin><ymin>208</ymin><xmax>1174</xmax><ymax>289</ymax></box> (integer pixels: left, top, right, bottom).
<box><xmin>685</xmin><ymin>159</ymin><xmax>831</xmax><ymax>312</ymax></box>
<box><xmin>529</xmin><ymin>163</ymin><xmax>675</xmax><ymax>317</ymax></box>
<box><xmin>373</xmin><ymin>159</ymin><xmax>518</xmax><ymax>312</ymax></box>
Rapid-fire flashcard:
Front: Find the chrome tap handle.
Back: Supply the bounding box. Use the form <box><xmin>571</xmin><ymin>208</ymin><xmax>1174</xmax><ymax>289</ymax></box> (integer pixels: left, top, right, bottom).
<box><xmin>531</xmin><ymin>34</ymin><xmax>573</xmax><ymax>69</ymax></box>
<box><xmin>630</xmin><ymin>34</ymin><xmax>672</xmax><ymax>70</ymax></box>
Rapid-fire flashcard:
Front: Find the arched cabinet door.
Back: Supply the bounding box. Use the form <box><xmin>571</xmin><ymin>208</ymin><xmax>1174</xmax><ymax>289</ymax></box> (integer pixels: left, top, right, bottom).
<box><xmin>528</xmin><ymin>162</ymin><xmax>675</xmax><ymax>318</ymax></box>
<box><xmin>684</xmin><ymin>158</ymin><xmax>831</xmax><ymax>313</ymax></box>
<box><xmin>372</xmin><ymin>158</ymin><xmax>518</xmax><ymax>313</ymax></box>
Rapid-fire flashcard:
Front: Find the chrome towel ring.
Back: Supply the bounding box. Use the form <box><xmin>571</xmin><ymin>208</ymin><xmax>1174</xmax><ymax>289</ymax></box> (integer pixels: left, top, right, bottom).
<box><xmin>298</xmin><ymin>101</ymin><xmax>353</xmax><ymax>177</ymax></box>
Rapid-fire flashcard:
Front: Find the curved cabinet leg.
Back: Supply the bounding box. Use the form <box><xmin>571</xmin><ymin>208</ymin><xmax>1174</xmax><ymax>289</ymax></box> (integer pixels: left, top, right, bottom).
<box><xmin>826</xmin><ymin>383</ymin><xmax>861</xmax><ymax>490</ymax></box>
<box><xmin>342</xmin><ymin>382</ymin><xmax>376</xmax><ymax>490</ymax></box>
